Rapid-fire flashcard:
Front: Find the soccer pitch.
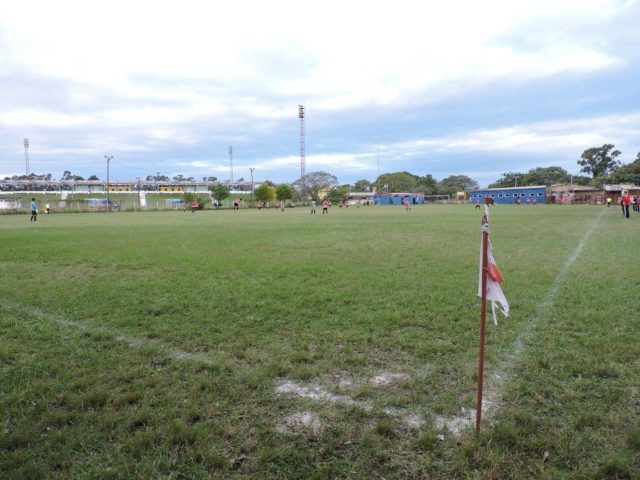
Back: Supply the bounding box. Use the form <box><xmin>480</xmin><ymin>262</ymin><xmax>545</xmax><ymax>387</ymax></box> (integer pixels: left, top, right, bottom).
<box><xmin>1</xmin><ymin>205</ymin><xmax>638</xmax><ymax>478</ymax></box>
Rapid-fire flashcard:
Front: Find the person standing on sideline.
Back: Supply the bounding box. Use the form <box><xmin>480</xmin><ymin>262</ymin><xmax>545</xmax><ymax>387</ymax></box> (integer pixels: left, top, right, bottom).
<box><xmin>280</xmin><ymin>200</ymin><xmax>285</xmax><ymax>212</ymax></box>
<box><xmin>622</xmin><ymin>190</ymin><xmax>631</xmax><ymax>218</ymax></box>
<box><xmin>310</xmin><ymin>199</ymin><xmax>316</xmax><ymax>215</ymax></box>
<box><xmin>606</xmin><ymin>197</ymin><xmax>612</xmax><ymax>207</ymax></box>
<box><xmin>45</xmin><ymin>201</ymin><xmax>50</xmax><ymax>214</ymax></box>
<box><xmin>191</xmin><ymin>199</ymin><xmax>199</xmax><ymax>213</ymax></box>
<box><xmin>475</xmin><ymin>199</ymin><xmax>481</xmax><ymax>209</ymax></box>
<box><xmin>322</xmin><ymin>199</ymin><xmax>329</xmax><ymax>214</ymax></box>
<box><xmin>30</xmin><ymin>198</ymin><xmax>38</xmax><ymax>222</ymax></box>
<box><xmin>257</xmin><ymin>200</ymin><xmax>263</xmax><ymax>211</ymax></box>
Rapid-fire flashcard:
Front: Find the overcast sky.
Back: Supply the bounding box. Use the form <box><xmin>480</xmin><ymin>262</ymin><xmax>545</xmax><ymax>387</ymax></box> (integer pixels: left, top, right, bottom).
<box><xmin>1</xmin><ymin>0</ymin><xmax>639</xmax><ymax>186</ymax></box>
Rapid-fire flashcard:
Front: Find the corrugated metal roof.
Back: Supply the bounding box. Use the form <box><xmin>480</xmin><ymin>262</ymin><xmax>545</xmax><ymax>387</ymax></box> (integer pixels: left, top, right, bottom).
<box><xmin>472</xmin><ymin>185</ymin><xmax>546</xmax><ymax>191</ymax></box>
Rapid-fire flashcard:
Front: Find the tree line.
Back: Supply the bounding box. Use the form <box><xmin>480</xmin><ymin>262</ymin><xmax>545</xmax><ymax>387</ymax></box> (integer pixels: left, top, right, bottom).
<box><xmin>491</xmin><ymin>145</ymin><xmax>640</xmax><ymax>188</ymax></box>
<box><xmin>6</xmin><ymin>144</ymin><xmax>640</xmax><ymax>197</ymax></box>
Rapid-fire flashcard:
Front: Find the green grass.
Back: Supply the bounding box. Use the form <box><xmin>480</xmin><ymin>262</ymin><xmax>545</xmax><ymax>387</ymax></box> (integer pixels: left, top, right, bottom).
<box><xmin>1</xmin><ymin>205</ymin><xmax>638</xmax><ymax>478</ymax></box>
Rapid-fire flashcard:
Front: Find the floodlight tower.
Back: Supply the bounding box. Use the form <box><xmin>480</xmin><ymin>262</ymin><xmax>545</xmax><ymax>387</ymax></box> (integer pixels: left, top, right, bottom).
<box><xmin>24</xmin><ymin>138</ymin><xmax>30</xmax><ymax>176</ymax></box>
<box><xmin>299</xmin><ymin>105</ymin><xmax>305</xmax><ymax>180</ymax></box>
<box><xmin>105</xmin><ymin>155</ymin><xmax>113</xmax><ymax>213</ymax></box>
<box><xmin>229</xmin><ymin>145</ymin><xmax>234</xmax><ymax>189</ymax></box>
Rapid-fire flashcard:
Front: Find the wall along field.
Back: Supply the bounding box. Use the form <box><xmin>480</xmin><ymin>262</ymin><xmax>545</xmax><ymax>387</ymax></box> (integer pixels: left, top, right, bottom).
<box><xmin>1</xmin><ymin>205</ymin><xmax>638</xmax><ymax>478</ymax></box>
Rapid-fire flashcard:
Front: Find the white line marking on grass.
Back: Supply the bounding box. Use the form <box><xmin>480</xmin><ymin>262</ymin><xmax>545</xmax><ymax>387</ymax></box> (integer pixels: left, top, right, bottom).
<box><xmin>438</xmin><ymin>208</ymin><xmax>606</xmax><ymax>435</ymax></box>
<box><xmin>275</xmin><ymin>379</ymin><xmax>364</xmax><ymax>407</ymax></box>
<box><xmin>3</xmin><ymin>303</ymin><xmax>216</xmax><ymax>366</ymax></box>
<box><xmin>274</xmin><ymin>379</ymin><xmax>425</xmax><ymax>429</ymax></box>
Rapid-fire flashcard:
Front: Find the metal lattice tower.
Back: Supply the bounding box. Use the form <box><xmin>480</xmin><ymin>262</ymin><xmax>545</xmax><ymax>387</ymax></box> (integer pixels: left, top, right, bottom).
<box><xmin>24</xmin><ymin>138</ymin><xmax>30</xmax><ymax>176</ymax></box>
<box><xmin>229</xmin><ymin>145</ymin><xmax>234</xmax><ymax>187</ymax></box>
<box><xmin>298</xmin><ymin>105</ymin><xmax>305</xmax><ymax>179</ymax></box>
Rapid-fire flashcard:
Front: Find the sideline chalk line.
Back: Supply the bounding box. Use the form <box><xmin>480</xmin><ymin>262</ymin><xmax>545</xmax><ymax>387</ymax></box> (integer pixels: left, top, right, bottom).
<box><xmin>2</xmin><ymin>302</ymin><xmax>217</xmax><ymax>366</ymax></box>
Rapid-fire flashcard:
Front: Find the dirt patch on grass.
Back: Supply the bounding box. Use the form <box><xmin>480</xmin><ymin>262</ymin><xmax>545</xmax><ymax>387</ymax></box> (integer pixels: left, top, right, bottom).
<box><xmin>434</xmin><ymin>408</ymin><xmax>475</xmax><ymax>436</ymax></box>
<box><xmin>276</xmin><ymin>411</ymin><xmax>324</xmax><ymax>434</ymax></box>
<box><xmin>327</xmin><ymin>371</ymin><xmax>355</xmax><ymax>388</ymax></box>
<box><xmin>274</xmin><ymin>379</ymin><xmax>361</xmax><ymax>406</ymax></box>
<box><xmin>370</xmin><ymin>372</ymin><xmax>409</xmax><ymax>386</ymax></box>
<box><xmin>383</xmin><ymin>407</ymin><xmax>426</xmax><ymax>429</ymax></box>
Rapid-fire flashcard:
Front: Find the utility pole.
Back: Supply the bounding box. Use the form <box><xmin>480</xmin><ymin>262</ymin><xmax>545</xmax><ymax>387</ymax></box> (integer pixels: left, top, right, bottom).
<box><xmin>299</xmin><ymin>105</ymin><xmax>306</xmax><ymax>180</ymax></box>
<box><xmin>24</xmin><ymin>138</ymin><xmax>30</xmax><ymax>176</ymax></box>
<box><xmin>250</xmin><ymin>167</ymin><xmax>255</xmax><ymax>205</ymax></box>
<box><xmin>104</xmin><ymin>155</ymin><xmax>113</xmax><ymax>212</ymax></box>
<box><xmin>229</xmin><ymin>146</ymin><xmax>234</xmax><ymax>189</ymax></box>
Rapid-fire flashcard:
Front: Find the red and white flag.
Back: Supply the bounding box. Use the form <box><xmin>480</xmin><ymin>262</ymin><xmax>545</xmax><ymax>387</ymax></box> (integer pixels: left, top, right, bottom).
<box><xmin>478</xmin><ymin>207</ymin><xmax>509</xmax><ymax>325</ymax></box>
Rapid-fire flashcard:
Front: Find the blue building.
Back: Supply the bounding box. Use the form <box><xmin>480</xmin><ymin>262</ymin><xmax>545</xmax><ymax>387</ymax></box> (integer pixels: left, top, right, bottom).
<box><xmin>469</xmin><ymin>186</ymin><xmax>547</xmax><ymax>205</ymax></box>
<box><xmin>373</xmin><ymin>193</ymin><xmax>425</xmax><ymax>205</ymax></box>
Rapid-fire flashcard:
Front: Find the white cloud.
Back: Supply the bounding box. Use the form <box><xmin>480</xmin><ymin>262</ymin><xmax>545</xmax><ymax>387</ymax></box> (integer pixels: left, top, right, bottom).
<box><xmin>0</xmin><ymin>109</ymin><xmax>97</xmax><ymax>128</ymax></box>
<box><xmin>399</xmin><ymin>113</ymin><xmax>640</xmax><ymax>156</ymax></box>
<box><xmin>0</xmin><ymin>0</ymin><xmax>637</xmax><ymax>182</ymax></box>
<box><xmin>0</xmin><ymin>0</ymin><xmax>629</xmax><ymax>114</ymax></box>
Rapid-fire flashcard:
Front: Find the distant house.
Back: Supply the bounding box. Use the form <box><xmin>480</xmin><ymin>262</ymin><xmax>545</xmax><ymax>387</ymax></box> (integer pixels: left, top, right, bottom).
<box><xmin>373</xmin><ymin>193</ymin><xmax>425</xmax><ymax>205</ymax></box>
<box><xmin>549</xmin><ymin>184</ymin><xmax>604</xmax><ymax>205</ymax></box>
<box><xmin>604</xmin><ymin>184</ymin><xmax>640</xmax><ymax>203</ymax></box>
<box><xmin>468</xmin><ymin>186</ymin><xmax>546</xmax><ymax>204</ymax></box>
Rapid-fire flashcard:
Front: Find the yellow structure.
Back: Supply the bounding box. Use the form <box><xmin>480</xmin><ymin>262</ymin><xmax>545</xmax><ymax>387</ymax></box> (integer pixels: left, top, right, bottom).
<box><xmin>108</xmin><ymin>185</ymin><xmax>132</xmax><ymax>192</ymax></box>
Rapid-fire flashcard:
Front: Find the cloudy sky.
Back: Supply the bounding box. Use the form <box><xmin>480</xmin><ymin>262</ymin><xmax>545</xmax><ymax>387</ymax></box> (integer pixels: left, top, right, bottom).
<box><xmin>1</xmin><ymin>0</ymin><xmax>639</xmax><ymax>186</ymax></box>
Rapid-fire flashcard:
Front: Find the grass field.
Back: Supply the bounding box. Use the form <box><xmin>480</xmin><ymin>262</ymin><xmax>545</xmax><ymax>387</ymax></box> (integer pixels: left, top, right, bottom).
<box><xmin>1</xmin><ymin>205</ymin><xmax>639</xmax><ymax>479</ymax></box>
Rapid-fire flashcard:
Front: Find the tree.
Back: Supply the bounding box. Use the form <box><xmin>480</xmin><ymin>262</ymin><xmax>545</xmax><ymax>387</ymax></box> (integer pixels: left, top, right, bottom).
<box><xmin>10</xmin><ymin>172</ymin><xmax>52</xmax><ymax>181</ymax></box>
<box><xmin>209</xmin><ymin>183</ymin><xmax>230</xmax><ymax>203</ymax></box>
<box><xmin>490</xmin><ymin>167</ymin><xmax>571</xmax><ymax>188</ymax></box>
<box><xmin>489</xmin><ymin>171</ymin><xmax>527</xmax><ymax>188</ymax></box>
<box><xmin>146</xmin><ymin>173</ymin><xmax>170</xmax><ymax>182</ymax></box>
<box><xmin>327</xmin><ymin>185</ymin><xmax>351</xmax><ymax>203</ymax></box>
<box><xmin>61</xmin><ymin>170</ymin><xmax>84</xmax><ymax>181</ymax></box>
<box><xmin>577</xmin><ymin>144</ymin><xmax>621</xmax><ymax>178</ymax></box>
<box><xmin>525</xmin><ymin>166</ymin><xmax>570</xmax><ymax>186</ymax></box>
<box><xmin>254</xmin><ymin>183</ymin><xmax>276</xmax><ymax>203</ymax></box>
<box><xmin>418</xmin><ymin>174</ymin><xmax>439</xmax><ymax>194</ymax></box>
<box><xmin>183</xmin><ymin>192</ymin><xmax>207</xmax><ymax>209</ymax></box>
<box><xmin>609</xmin><ymin>152</ymin><xmax>640</xmax><ymax>185</ymax></box>
<box><xmin>373</xmin><ymin>172</ymin><xmax>420</xmax><ymax>192</ymax></box>
<box><xmin>293</xmin><ymin>171</ymin><xmax>338</xmax><ymax>199</ymax></box>
<box><xmin>353</xmin><ymin>179</ymin><xmax>371</xmax><ymax>192</ymax></box>
<box><xmin>275</xmin><ymin>183</ymin><xmax>295</xmax><ymax>202</ymax></box>
<box><xmin>438</xmin><ymin>175</ymin><xmax>479</xmax><ymax>196</ymax></box>
<box><xmin>88</xmin><ymin>175</ymin><xmax>100</xmax><ymax>180</ymax></box>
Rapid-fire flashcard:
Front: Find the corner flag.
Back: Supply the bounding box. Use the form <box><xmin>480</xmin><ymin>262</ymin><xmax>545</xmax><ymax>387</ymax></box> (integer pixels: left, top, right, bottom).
<box><xmin>478</xmin><ymin>236</ymin><xmax>509</xmax><ymax>325</ymax></box>
<box><xmin>476</xmin><ymin>203</ymin><xmax>510</xmax><ymax>433</ymax></box>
